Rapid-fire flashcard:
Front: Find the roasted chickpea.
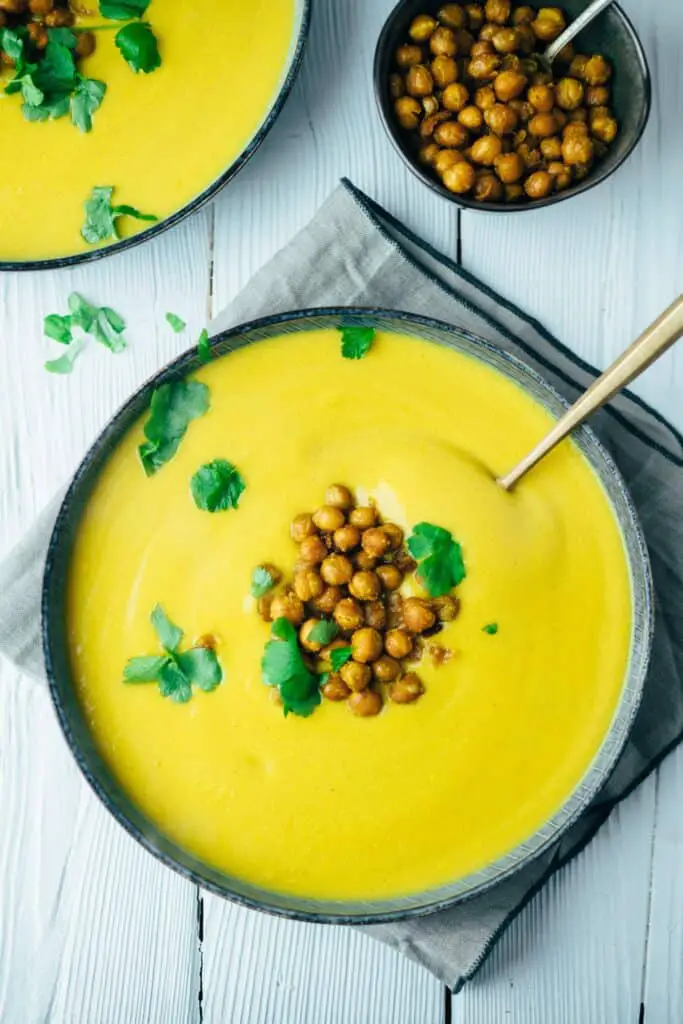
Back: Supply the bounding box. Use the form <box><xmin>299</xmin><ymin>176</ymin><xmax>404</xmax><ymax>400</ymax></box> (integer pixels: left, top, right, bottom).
<box><xmin>257</xmin><ymin>595</ymin><xmax>273</xmax><ymax>621</ymax></box>
<box><xmin>588</xmin><ymin>104</ymin><xmax>611</xmax><ymax>122</ymax></box>
<box><xmin>479</xmin><ymin>22</ymin><xmax>498</xmax><ymax>40</ymax></box>
<box><xmin>492</xmin><ymin>28</ymin><xmax>519</xmax><ymax>53</ymax></box>
<box><xmin>270</xmin><ymin>592</ymin><xmax>305</xmax><ymax>627</ymax></box>
<box><xmin>299</xmin><ymin>534</ymin><xmax>328</xmax><ymax>566</ymax></box>
<box><xmin>515</xmin><ymin>24</ymin><xmax>536</xmax><ymax>52</ymax></box>
<box><xmin>365</xmin><ymin>601</ymin><xmax>387</xmax><ymax>631</ymax></box>
<box><xmin>531</xmin><ymin>7</ymin><xmax>565</xmax><ymax>41</ymax></box>
<box><xmin>26</xmin><ymin>22</ymin><xmax>48</xmax><ymax>48</ymax></box>
<box><xmin>394</xmin><ymin>96</ymin><xmax>422</xmax><ymax>130</ymax></box>
<box><xmin>441</xmin><ymin>82</ymin><xmax>470</xmax><ymax>113</ymax></box>
<box><xmin>29</xmin><ymin>0</ymin><xmax>54</xmax><ymax>12</ymax></box>
<box><xmin>294</xmin><ymin>569</ymin><xmax>325</xmax><ymax>602</ymax></box>
<box><xmin>438</xmin><ymin>3</ymin><xmax>468</xmax><ymax>28</ymax></box>
<box><xmin>300</xmin><ymin>618</ymin><xmax>327</xmax><ymax>653</ymax></box>
<box><xmin>485</xmin><ymin>0</ymin><xmax>511</xmax><ymax>22</ymax></box>
<box><xmin>385</xmin><ymin>629</ymin><xmax>413</xmax><ymax>660</ymax></box>
<box><xmin>562</xmin><ymin>133</ymin><xmax>594</xmax><ymax>165</ymax></box>
<box><xmin>402</xmin><ymin>597</ymin><xmax>437</xmax><ymax>633</ymax></box>
<box><xmin>409</xmin><ymin>13</ymin><xmax>438</xmax><ymax>41</ymax></box>
<box><xmin>324</xmin><ymin>483</ymin><xmax>354</xmax><ymax>509</ymax></box>
<box><xmin>334</xmin><ymin>524</ymin><xmax>361</xmax><ymax>552</ymax></box>
<box><xmin>434</xmin><ymin>119</ymin><xmax>469</xmax><ymax>147</ymax></box>
<box><xmin>349</xmin><ymin>689</ymin><xmax>383</xmax><ymax>717</ymax></box>
<box><xmin>458</xmin><ymin>104</ymin><xmax>484</xmax><ymax>130</ymax></box>
<box><xmin>389</xmin><ymin>73</ymin><xmax>405</xmax><ymax>100</ymax></box>
<box><xmin>420</xmin><ymin>110</ymin><xmax>451</xmax><ymax>139</ymax></box>
<box><xmin>321</xmin><ymin>554</ymin><xmax>354</xmax><ymax>586</ymax></box>
<box><xmin>443</xmin><ymin>161</ymin><xmax>477</xmax><ymax>194</ymax></box>
<box><xmin>334</xmin><ymin>597</ymin><xmax>365</xmax><ymax>632</ymax></box>
<box><xmin>517</xmin><ymin>140</ymin><xmax>542</xmax><ymax>167</ymax></box>
<box><xmin>349</xmin><ymin>506</ymin><xmax>378</xmax><ymax>529</ymax></box>
<box><xmin>340</xmin><ymin>659</ymin><xmax>372</xmax><ymax>692</ymax></box>
<box><xmin>524</xmin><ymin>170</ymin><xmax>553</xmax><ymax>198</ymax></box>
<box><xmin>474</xmin><ymin>171</ymin><xmax>504</xmax><ymax>200</ymax></box>
<box><xmin>500</xmin><ymin>53</ymin><xmax>523</xmax><ymax>72</ymax></box>
<box><xmin>567</xmin><ymin>53</ymin><xmax>588</xmax><ymax>77</ymax></box>
<box><xmin>431</xmin><ymin>54</ymin><xmax>459</xmax><ymax>88</ymax></box>
<box><xmin>528</xmin><ymin>112</ymin><xmax>559</xmax><ymax>137</ymax></box>
<box><xmin>493</xmin><ymin>69</ymin><xmax>527</xmax><ymax>101</ymax></box>
<box><xmin>504</xmin><ymin>183</ymin><xmax>524</xmax><ymax>201</ymax></box>
<box><xmin>389</xmin><ymin>673</ymin><xmax>425</xmax><ymax>704</ymax></box>
<box><xmin>322</xmin><ymin>674</ymin><xmax>351</xmax><ymax>701</ymax></box>
<box><xmin>474</xmin><ymin>84</ymin><xmax>496</xmax><ymax>109</ymax></box>
<box><xmin>382</xmin><ymin>523</ymin><xmax>404</xmax><ymax>550</ymax></box>
<box><xmin>434</xmin><ymin>148</ymin><xmax>466</xmax><ymax>176</ymax></box>
<box><xmin>430</xmin><ymin>26</ymin><xmax>458</xmax><ymax>57</ymax></box>
<box><xmin>591</xmin><ymin>114</ymin><xmax>618</xmax><ymax>144</ymax></box>
<box><xmin>547</xmin><ymin>161</ymin><xmax>572</xmax><ymax>190</ymax></box>
<box><xmin>485</xmin><ymin>103</ymin><xmax>518</xmax><ymax>134</ymax></box>
<box><xmin>290</xmin><ymin>513</ymin><xmax>316</xmax><ymax>543</ymax></box>
<box><xmin>511</xmin><ymin>5</ymin><xmax>535</xmax><ymax>24</ymax></box>
<box><xmin>351</xmin><ymin>627</ymin><xmax>384</xmax><ymax>664</ymax></box>
<box><xmin>423</xmin><ymin>95</ymin><xmax>440</xmax><ymax>117</ymax></box>
<box><xmin>362</xmin><ymin>527</ymin><xmax>392</xmax><ymax>559</ymax></box>
<box><xmin>554</xmin><ymin>76</ymin><xmax>584</xmax><ymax>110</ymax></box>
<box><xmin>468</xmin><ymin>53</ymin><xmax>501</xmax><ymax>79</ymax></box>
<box><xmin>311</xmin><ymin>586</ymin><xmax>344</xmax><ymax>615</ymax></box>
<box><xmin>349</xmin><ymin>570</ymin><xmax>382</xmax><ymax>602</ymax></box>
<box><xmin>396</xmin><ymin>44</ymin><xmax>425</xmax><ymax>69</ymax></box>
<box><xmin>376</xmin><ymin>564</ymin><xmax>403</xmax><ymax>591</ymax></box>
<box><xmin>585</xmin><ymin>85</ymin><xmax>610</xmax><ymax>107</ymax></box>
<box><xmin>406</xmin><ymin>64</ymin><xmax>435</xmax><ymax>97</ymax></box>
<box><xmin>494</xmin><ymin>151</ymin><xmax>524</xmax><ymax>183</ymax></box>
<box><xmin>563</xmin><ymin>121</ymin><xmax>588</xmax><ymax>139</ymax></box>
<box><xmin>312</xmin><ymin>505</ymin><xmax>345</xmax><ymax>532</ymax></box>
<box><xmin>527</xmin><ymin>83</ymin><xmax>555</xmax><ymax>112</ymax></box>
<box><xmin>555</xmin><ymin>41</ymin><xmax>575</xmax><ymax>64</ymax></box>
<box><xmin>457</xmin><ymin>27</ymin><xmax>475</xmax><ymax>52</ymax></box>
<box><xmin>44</xmin><ymin>6</ymin><xmax>73</xmax><ymax>25</ymax></box>
<box><xmin>509</xmin><ymin>98</ymin><xmax>534</xmax><ymax>121</ymax></box>
<box><xmin>471</xmin><ymin>133</ymin><xmax>503</xmax><ymax>164</ymax></box>
<box><xmin>354</xmin><ymin>550</ymin><xmax>378</xmax><ymax>571</ymax></box>
<box><xmin>567</xmin><ymin>107</ymin><xmax>587</xmax><ymax>123</ymax></box>
<box><xmin>552</xmin><ymin>106</ymin><xmax>568</xmax><ymax>129</ymax></box>
<box><xmin>470</xmin><ymin>39</ymin><xmax>495</xmax><ymax>57</ymax></box>
<box><xmin>373</xmin><ymin>656</ymin><xmax>402</xmax><ymax>683</ymax></box>
<box><xmin>540</xmin><ymin>135</ymin><xmax>563</xmax><ymax>160</ymax></box>
<box><xmin>581</xmin><ymin>54</ymin><xmax>612</xmax><ymax>86</ymax></box>
<box><xmin>74</xmin><ymin>30</ymin><xmax>97</xmax><ymax>59</ymax></box>
<box><xmin>465</xmin><ymin>2</ymin><xmax>484</xmax><ymax>29</ymax></box>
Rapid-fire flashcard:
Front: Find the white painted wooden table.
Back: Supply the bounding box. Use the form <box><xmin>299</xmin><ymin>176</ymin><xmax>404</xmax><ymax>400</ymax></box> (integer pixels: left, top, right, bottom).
<box><xmin>1</xmin><ymin>1</ymin><xmax>681</xmax><ymax>1021</ymax></box>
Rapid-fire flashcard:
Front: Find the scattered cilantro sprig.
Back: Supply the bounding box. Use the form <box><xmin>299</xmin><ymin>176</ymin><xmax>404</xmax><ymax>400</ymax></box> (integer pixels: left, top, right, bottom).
<box><xmin>197</xmin><ymin>329</ymin><xmax>212</xmax><ymax>363</ymax></box>
<box><xmin>308</xmin><ymin>619</ymin><xmax>339</xmax><ymax>646</ymax></box>
<box><xmin>261</xmin><ymin>617</ymin><xmax>322</xmax><ymax>717</ymax></box>
<box><xmin>407</xmin><ymin>522</ymin><xmax>466</xmax><ymax>598</ymax></box>
<box><xmin>338</xmin><ymin>325</ymin><xmax>375</xmax><ymax>360</ymax></box>
<box><xmin>329</xmin><ymin>645</ymin><xmax>353</xmax><ymax>671</ymax></box>
<box><xmin>138</xmin><ymin>379</ymin><xmax>210</xmax><ymax>475</ymax></box>
<box><xmin>482</xmin><ymin>623</ymin><xmax>498</xmax><ymax>635</ymax></box>
<box><xmin>43</xmin><ymin>293</ymin><xmax>127</xmax><ymax>374</ymax></box>
<box><xmin>166</xmin><ymin>312</ymin><xmax>186</xmax><ymax>334</ymax></box>
<box><xmin>123</xmin><ymin>604</ymin><xmax>222</xmax><ymax>703</ymax></box>
<box><xmin>81</xmin><ymin>185</ymin><xmax>158</xmax><ymax>245</ymax></box>
<box><xmin>191</xmin><ymin>460</ymin><xmax>246</xmax><ymax>512</ymax></box>
<box><xmin>115</xmin><ymin>21</ymin><xmax>160</xmax><ymax>73</ymax></box>
<box><xmin>251</xmin><ymin>566</ymin><xmax>277</xmax><ymax>599</ymax></box>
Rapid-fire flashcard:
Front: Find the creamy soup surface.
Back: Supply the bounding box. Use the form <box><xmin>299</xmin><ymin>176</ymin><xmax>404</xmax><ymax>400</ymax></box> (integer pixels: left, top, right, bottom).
<box><xmin>0</xmin><ymin>0</ymin><xmax>296</xmax><ymax>261</ymax></box>
<box><xmin>68</xmin><ymin>329</ymin><xmax>632</xmax><ymax>901</ymax></box>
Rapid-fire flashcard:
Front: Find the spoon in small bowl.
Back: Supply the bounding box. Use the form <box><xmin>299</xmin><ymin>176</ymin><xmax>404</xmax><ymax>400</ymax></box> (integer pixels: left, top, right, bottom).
<box><xmin>536</xmin><ymin>0</ymin><xmax>614</xmax><ymax>72</ymax></box>
<box><xmin>498</xmin><ymin>296</ymin><xmax>683</xmax><ymax>491</ymax></box>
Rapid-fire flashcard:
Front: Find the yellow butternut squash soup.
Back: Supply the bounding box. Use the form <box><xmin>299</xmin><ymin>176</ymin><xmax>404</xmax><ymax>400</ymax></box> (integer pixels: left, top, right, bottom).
<box><xmin>0</xmin><ymin>1</ymin><xmax>297</xmax><ymax>262</ymax></box>
<box><xmin>67</xmin><ymin>329</ymin><xmax>632</xmax><ymax>901</ymax></box>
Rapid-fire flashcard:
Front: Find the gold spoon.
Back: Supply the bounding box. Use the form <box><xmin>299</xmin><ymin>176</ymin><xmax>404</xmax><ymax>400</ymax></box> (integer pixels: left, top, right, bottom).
<box><xmin>498</xmin><ymin>296</ymin><xmax>683</xmax><ymax>491</ymax></box>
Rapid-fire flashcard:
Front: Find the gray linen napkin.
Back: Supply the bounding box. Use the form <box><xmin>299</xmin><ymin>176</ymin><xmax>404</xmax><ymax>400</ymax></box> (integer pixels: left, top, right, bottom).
<box><xmin>2</xmin><ymin>179</ymin><xmax>682</xmax><ymax>993</ymax></box>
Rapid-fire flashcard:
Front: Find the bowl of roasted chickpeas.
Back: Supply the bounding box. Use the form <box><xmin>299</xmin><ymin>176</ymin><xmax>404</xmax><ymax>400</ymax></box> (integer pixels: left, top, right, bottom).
<box><xmin>374</xmin><ymin>0</ymin><xmax>651</xmax><ymax>209</ymax></box>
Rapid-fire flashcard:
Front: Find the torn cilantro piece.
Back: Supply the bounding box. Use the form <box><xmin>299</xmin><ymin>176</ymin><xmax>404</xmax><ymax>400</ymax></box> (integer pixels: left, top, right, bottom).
<box><xmin>44</xmin><ymin>339</ymin><xmax>86</xmax><ymax>375</ymax></box>
<box><xmin>307</xmin><ymin>619</ymin><xmax>339</xmax><ymax>646</ymax></box>
<box><xmin>44</xmin><ymin>314</ymin><xmax>73</xmax><ymax>346</ymax></box>
<box><xmin>115</xmin><ymin>21</ymin><xmax>160</xmax><ymax>74</ymax></box>
<box><xmin>261</xmin><ymin>617</ymin><xmax>322</xmax><ymax>718</ymax></box>
<box><xmin>251</xmin><ymin>566</ymin><xmax>277</xmax><ymax>599</ymax></box>
<box><xmin>191</xmin><ymin>460</ymin><xmax>245</xmax><ymax>513</ymax></box>
<box><xmin>329</xmin><ymin>646</ymin><xmax>353</xmax><ymax>671</ymax></box>
<box><xmin>81</xmin><ymin>185</ymin><xmax>158</xmax><ymax>245</ymax></box>
<box><xmin>138</xmin><ymin>379</ymin><xmax>210</xmax><ymax>476</ymax></box>
<box><xmin>166</xmin><ymin>312</ymin><xmax>187</xmax><ymax>334</ymax></box>
<box><xmin>338</xmin><ymin>325</ymin><xmax>375</xmax><ymax>360</ymax></box>
<box><xmin>197</xmin><ymin>329</ymin><xmax>211</xmax><ymax>363</ymax></box>
<box><xmin>70</xmin><ymin>76</ymin><xmax>107</xmax><ymax>133</ymax></box>
<box><xmin>407</xmin><ymin>522</ymin><xmax>466</xmax><ymax>598</ymax></box>
<box><xmin>482</xmin><ymin>623</ymin><xmax>498</xmax><ymax>635</ymax></box>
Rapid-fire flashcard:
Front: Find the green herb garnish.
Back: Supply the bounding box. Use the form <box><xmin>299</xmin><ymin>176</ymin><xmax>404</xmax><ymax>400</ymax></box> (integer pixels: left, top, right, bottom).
<box><xmin>43</xmin><ymin>293</ymin><xmax>127</xmax><ymax>373</ymax></box>
<box><xmin>81</xmin><ymin>185</ymin><xmax>158</xmax><ymax>245</ymax></box>
<box><xmin>44</xmin><ymin>313</ymin><xmax>74</xmax><ymax>346</ymax></box>
<box><xmin>308</xmin><ymin>619</ymin><xmax>339</xmax><ymax>646</ymax></box>
<box><xmin>251</xmin><ymin>566</ymin><xmax>277</xmax><ymax>599</ymax></box>
<box><xmin>197</xmin><ymin>328</ymin><xmax>211</xmax><ymax>363</ymax></box>
<box><xmin>115</xmin><ymin>21</ymin><xmax>160</xmax><ymax>73</ymax></box>
<box><xmin>44</xmin><ymin>339</ymin><xmax>87</xmax><ymax>375</ymax></box>
<box><xmin>482</xmin><ymin>623</ymin><xmax>498</xmax><ymax>635</ymax></box>
<box><xmin>261</xmin><ymin>617</ymin><xmax>322</xmax><ymax>717</ymax></box>
<box><xmin>138</xmin><ymin>380</ymin><xmax>210</xmax><ymax>476</ymax></box>
<box><xmin>407</xmin><ymin>522</ymin><xmax>466</xmax><ymax>598</ymax></box>
<box><xmin>70</xmin><ymin>76</ymin><xmax>107</xmax><ymax>132</ymax></box>
<box><xmin>100</xmin><ymin>0</ymin><xmax>151</xmax><ymax>17</ymax></box>
<box><xmin>191</xmin><ymin>460</ymin><xmax>245</xmax><ymax>513</ymax></box>
<box><xmin>123</xmin><ymin>604</ymin><xmax>222</xmax><ymax>703</ymax></box>
<box><xmin>329</xmin><ymin>645</ymin><xmax>353</xmax><ymax>671</ymax></box>
<box><xmin>338</xmin><ymin>325</ymin><xmax>375</xmax><ymax>360</ymax></box>
<box><xmin>166</xmin><ymin>312</ymin><xmax>187</xmax><ymax>334</ymax></box>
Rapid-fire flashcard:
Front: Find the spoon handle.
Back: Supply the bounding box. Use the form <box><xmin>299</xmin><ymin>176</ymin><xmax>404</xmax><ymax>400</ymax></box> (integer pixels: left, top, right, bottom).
<box><xmin>544</xmin><ymin>0</ymin><xmax>614</xmax><ymax>63</ymax></box>
<box><xmin>498</xmin><ymin>296</ymin><xmax>683</xmax><ymax>491</ymax></box>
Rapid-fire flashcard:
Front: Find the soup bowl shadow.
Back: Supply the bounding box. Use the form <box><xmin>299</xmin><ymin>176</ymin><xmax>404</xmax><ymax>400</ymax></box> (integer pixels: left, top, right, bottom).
<box><xmin>42</xmin><ymin>307</ymin><xmax>653</xmax><ymax>924</ymax></box>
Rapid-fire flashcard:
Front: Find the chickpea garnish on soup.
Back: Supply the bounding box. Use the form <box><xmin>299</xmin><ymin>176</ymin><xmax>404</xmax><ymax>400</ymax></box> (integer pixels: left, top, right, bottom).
<box><xmin>389</xmin><ymin>3</ymin><xmax>619</xmax><ymax>204</ymax></box>
<box><xmin>256</xmin><ymin>486</ymin><xmax>470</xmax><ymax>718</ymax></box>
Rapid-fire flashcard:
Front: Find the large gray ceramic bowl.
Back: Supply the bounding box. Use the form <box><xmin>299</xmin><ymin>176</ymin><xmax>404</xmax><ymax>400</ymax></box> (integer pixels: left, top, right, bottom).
<box><xmin>374</xmin><ymin>0</ymin><xmax>651</xmax><ymax>212</ymax></box>
<box><xmin>42</xmin><ymin>308</ymin><xmax>653</xmax><ymax>924</ymax></box>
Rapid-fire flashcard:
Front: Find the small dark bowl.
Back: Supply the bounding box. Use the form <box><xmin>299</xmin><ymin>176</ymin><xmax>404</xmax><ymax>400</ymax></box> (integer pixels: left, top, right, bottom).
<box><xmin>374</xmin><ymin>0</ymin><xmax>651</xmax><ymax>212</ymax></box>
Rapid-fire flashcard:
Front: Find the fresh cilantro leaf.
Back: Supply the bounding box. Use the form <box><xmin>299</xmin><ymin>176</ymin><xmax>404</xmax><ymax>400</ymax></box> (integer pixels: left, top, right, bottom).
<box><xmin>151</xmin><ymin>603</ymin><xmax>183</xmax><ymax>652</ymax></box>
<box><xmin>339</xmin><ymin>325</ymin><xmax>375</xmax><ymax>360</ymax></box>
<box><xmin>330</xmin><ymin>645</ymin><xmax>353</xmax><ymax>671</ymax></box>
<box><xmin>115</xmin><ymin>21</ymin><xmax>160</xmax><ymax>74</ymax></box>
<box><xmin>47</xmin><ymin>27</ymin><xmax>78</xmax><ymax>49</ymax></box>
<box><xmin>308</xmin><ymin>619</ymin><xmax>339</xmax><ymax>645</ymax></box>
<box><xmin>251</xmin><ymin>566</ymin><xmax>276</xmax><ymax>599</ymax></box>
<box><xmin>34</xmin><ymin>39</ymin><xmax>77</xmax><ymax>95</ymax></box>
<box><xmin>0</xmin><ymin>27</ymin><xmax>25</xmax><ymax>64</ymax></box>
<box><xmin>166</xmin><ymin>312</ymin><xmax>186</xmax><ymax>333</ymax></box>
<box><xmin>191</xmin><ymin>460</ymin><xmax>246</xmax><ymax>513</ymax></box>
<box><xmin>100</xmin><ymin>0</ymin><xmax>151</xmax><ymax>18</ymax></box>
<box><xmin>71</xmin><ymin>76</ymin><xmax>106</xmax><ymax>132</ymax></box>
<box><xmin>197</xmin><ymin>328</ymin><xmax>211</xmax><ymax>363</ymax></box>
<box><xmin>407</xmin><ymin>522</ymin><xmax>467</xmax><ymax>598</ymax></box>
<box><xmin>158</xmin><ymin>660</ymin><xmax>192</xmax><ymax>703</ymax></box>
<box><xmin>138</xmin><ymin>379</ymin><xmax>210</xmax><ymax>476</ymax></box>
<box><xmin>81</xmin><ymin>185</ymin><xmax>158</xmax><ymax>245</ymax></box>
<box><xmin>22</xmin><ymin>93</ymin><xmax>70</xmax><ymax>122</ymax></box>
<box><xmin>176</xmin><ymin>648</ymin><xmax>222</xmax><ymax>692</ymax></box>
<box><xmin>262</xmin><ymin>617</ymin><xmax>322</xmax><ymax>718</ymax></box>
<box><xmin>123</xmin><ymin>654</ymin><xmax>169</xmax><ymax>682</ymax></box>
<box><xmin>44</xmin><ymin>339</ymin><xmax>86</xmax><ymax>374</ymax></box>
<box><xmin>482</xmin><ymin>623</ymin><xmax>499</xmax><ymax>635</ymax></box>
<box><xmin>21</xmin><ymin>75</ymin><xmax>44</xmax><ymax>106</ymax></box>
<box><xmin>44</xmin><ymin>313</ymin><xmax>73</xmax><ymax>345</ymax></box>
<box><xmin>92</xmin><ymin>306</ymin><xmax>127</xmax><ymax>352</ymax></box>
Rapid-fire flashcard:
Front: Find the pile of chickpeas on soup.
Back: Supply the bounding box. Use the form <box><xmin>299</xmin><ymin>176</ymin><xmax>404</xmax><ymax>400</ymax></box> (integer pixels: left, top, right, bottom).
<box><xmin>390</xmin><ymin>2</ymin><xmax>617</xmax><ymax>204</ymax></box>
<box><xmin>256</xmin><ymin>485</ymin><xmax>460</xmax><ymax>717</ymax></box>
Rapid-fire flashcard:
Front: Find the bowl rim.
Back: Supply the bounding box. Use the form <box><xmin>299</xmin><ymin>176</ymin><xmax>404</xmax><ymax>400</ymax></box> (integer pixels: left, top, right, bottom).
<box><xmin>42</xmin><ymin>305</ymin><xmax>654</xmax><ymax>924</ymax></box>
<box><xmin>0</xmin><ymin>0</ymin><xmax>312</xmax><ymax>273</ymax></box>
<box><xmin>373</xmin><ymin>0</ymin><xmax>652</xmax><ymax>213</ymax></box>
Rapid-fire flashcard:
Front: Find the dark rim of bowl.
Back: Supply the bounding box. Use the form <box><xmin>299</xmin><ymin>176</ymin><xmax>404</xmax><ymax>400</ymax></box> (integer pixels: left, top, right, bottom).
<box><xmin>373</xmin><ymin>1</ymin><xmax>652</xmax><ymax>213</ymax></box>
<box><xmin>0</xmin><ymin>0</ymin><xmax>312</xmax><ymax>272</ymax></box>
<box><xmin>42</xmin><ymin>306</ymin><xmax>653</xmax><ymax>925</ymax></box>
